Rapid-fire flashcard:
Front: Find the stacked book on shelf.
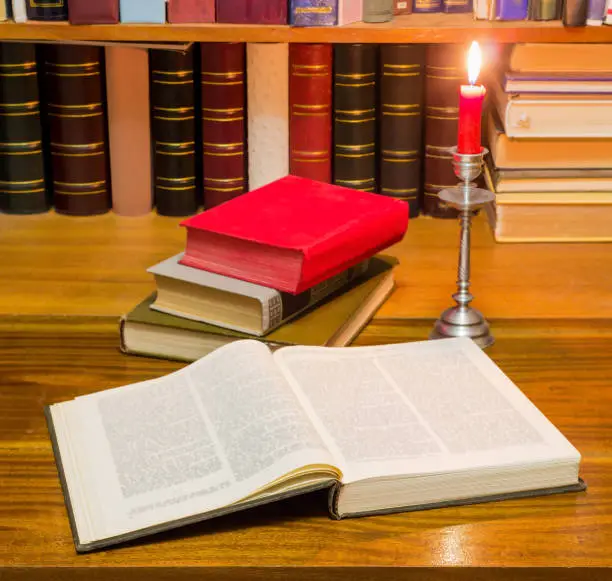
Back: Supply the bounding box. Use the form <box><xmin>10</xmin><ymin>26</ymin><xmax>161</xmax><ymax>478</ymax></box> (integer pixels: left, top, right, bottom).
<box><xmin>120</xmin><ymin>175</ymin><xmax>407</xmax><ymax>361</ymax></box>
<box><xmin>485</xmin><ymin>43</ymin><xmax>612</xmax><ymax>242</ymax></box>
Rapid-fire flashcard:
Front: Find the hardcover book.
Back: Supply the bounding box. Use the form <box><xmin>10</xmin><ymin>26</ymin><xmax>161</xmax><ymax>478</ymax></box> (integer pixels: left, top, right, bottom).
<box><xmin>26</xmin><ymin>0</ymin><xmax>68</xmax><ymax>20</ymax></box>
<box><xmin>563</xmin><ymin>0</ymin><xmax>587</xmax><ymax>24</ymax></box>
<box><xmin>179</xmin><ymin>175</ymin><xmax>409</xmax><ymax>294</ymax></box>
<box><xmin>379</xmin><ymin>44</ymin><xmax>425</xmax><ymax>218</ymax></box>
<box><xmin>150</xmin><ymin>47</ymin><xmax>199</xmax><ymax>217</ymax></box>
<box><xmin>120</xmin><ymin>0</ymin><xmax>166</xmax><ymax>22</ymax></box>
<box><xmin>394</xmin><ymin>0</ymin><xmax>413</xmax><ymax>14</ymax></box>
<box><xmin>508</xmin><ymin>44</ymin><xmax>612</xmax><ymax>72</ymax></box>
<box><xmin>11</xmin><ymin>0</ymin><xmax>26</xmax><ymax>21</ymax></box>
<box><xmin>216</xmin><ymin>0</ymin><xmax>288</xmax><ymax>23</ymax></box>
<box><xmin>290</xmin><ymin>0</ymin><xmax>338</xmax><ymax>25</ymax></box>
<box><xmin>363</xmin><ymin>0</ymin><xmax>394</xmax><ymax>21</ymax></box>
<box><xmin>413</xmin><ymin>0</ymin><xmax>441</xmax><ymax>13</ymax></box>
<box><xmin>0</xmin><ymin>43</ymin><xmax>48</xmax><ymax>214</ymax></box>
<box><xmin>47</xmin><ymin>337</ymin><xmax>583</xmax><ymax>553</ymax></box>
<box><xmin>289</xmin><ymin>44</ymin><xmax>333</xmax><ymax>183</ymax></box>
<box><xmin>338</xmin><ymin>0</ymin><xmax>363</xmax><ymax>22</ymax></box>
<box><xmin>528</xmin><ymin>0</ymin><xmax>561</xmax><ymax>19</ymax></box>
<box><xmin>148</xmin><ymin>253</ymin><xmax>371</xmax><ymax>336</ymax></box>
<box><xmin>167</xmin><ymin>0</ymin><xmax>215</xmax><ymax>22</ymax></box>
<box><xmin>586</xmin><ymin>0</ymin><xmax>606</xmax><ymax>23</ymax></box>
<box><xmin>442</xmin><ymin>0</ymin><xmax>471</xmax><ymax>13</ymax></box>
<box><xmin>67</xmin><ymin>0</ymin><xmax>120</xmax><ymax>23</ymax></box>
<box><xmin>43</xmin><ymin>45</ymin><xmax>111</xmax><ymax>216</ymax></box>
<box><xmin>495</xmin><ymin>0</ymin><xmax>528</xmax><ymax>18</ymax></box>
<box><xmin>201</xmin><ymin>43</ymin><xmax>247</xmax><ymax>209</ymax></box>
<box><xmin>333</xmin><ymin>44</ymin><xmax>377</xmax><ymax>194</ymax></box>
<box><xmin>0</xmin><ymin>0</ymin><xmax>5</xmax><ymax>18</ymax></box>
<box><xmin>503</xmin><ymin>72</ymin><xmax>612</xmax><ymax>94</ymax></box>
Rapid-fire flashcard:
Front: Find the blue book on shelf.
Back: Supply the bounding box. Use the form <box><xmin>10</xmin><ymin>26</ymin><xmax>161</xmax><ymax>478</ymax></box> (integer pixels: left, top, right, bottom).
<box><xmin>495</xmin><ymin>0</ymin><xmax>528</xmax><ymax>19</ymax></box>
<box><xmin>290</xmin><ymin>0</ymin><xmax>338</xmax><ymax>25</ymax></box>
<box><xmin>413</xmin><ymin>0</ymin><xmax>442</xmax><ymax>12</ymax></box>
<box><xmin>120</xmin><ymin>0</ymin><xmax>166</xmax><ymax>22</ymax></box>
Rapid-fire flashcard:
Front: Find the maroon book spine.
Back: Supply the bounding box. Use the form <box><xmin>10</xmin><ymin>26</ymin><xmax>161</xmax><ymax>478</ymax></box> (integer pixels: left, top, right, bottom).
<box><xmin>67</xmin><ymin>0</ymin><xmax>120</xmax><ymax>23</ymax></box>
<box><xmin>216</xmin><ymin>0</ymin><xmax>288</xmax><ymax>23</ymax></box>
<box><xmin>167</xmin><ymin>0</ymin><xmax>215</xmax><ymax>22</ymax></box>
<box><xmin>201</xmin><ymin>43</ymin><xmax>247</xmax><ymax>209</ymax></box>
<box><xmin>289</xmin><ymin>44</ymin><xmax>332</xmax><ymax>184</ymax></box>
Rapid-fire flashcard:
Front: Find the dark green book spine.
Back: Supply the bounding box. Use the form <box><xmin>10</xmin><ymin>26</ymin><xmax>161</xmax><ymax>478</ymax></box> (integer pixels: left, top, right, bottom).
<box><xmin>0</xmin><ymin>43</ymin><xmax>49</xmax><ymax>214</ymax></box>
<box><xmin>333</xmin><ymin>44</ymin><xmax>377</xmax><ymax>193</ymax></box>
<box><xmin>150</xmin><ymin>47</ymin><xmax>199</xmax><ymax>217</ymax></box>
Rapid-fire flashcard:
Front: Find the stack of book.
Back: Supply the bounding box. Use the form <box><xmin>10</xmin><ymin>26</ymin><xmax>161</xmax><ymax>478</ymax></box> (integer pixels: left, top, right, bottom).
<box><xmin>120</xmin><ymin>175</ymin><xmax>408</xmax><ymax>361</ymax></box>
<box><xmin>485</xmin><ymin>43</ymin><xmax>612</xmax><ymax>243</ymax></box>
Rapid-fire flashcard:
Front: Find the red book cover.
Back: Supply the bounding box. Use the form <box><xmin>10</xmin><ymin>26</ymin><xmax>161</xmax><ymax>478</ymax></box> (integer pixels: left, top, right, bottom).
<box><xmin>180</xmin><ymin>175</ymin><xmax>409</xmax><ymax>294</ymax></box>
<box><xmin>216</xmin><ymin>0</ymin><xmax>288</xmax><ymax>23</ymax></box>
<box><xmin>289</xmin><ymin>44</ymin><xmax>332</xmax><ymax>184</ymax></box>
<box><xmin>168</xmin><ymin>0</ymin><xmax>215</xmax><ymax>22</ymax></box>
<box><xmin>201</xmin><ymin>43</ymin><xmax>247</xmax><ymax>209</ymax></box>
<box><xmin>67</xmin><ymin>0</ymin><xmax>119</xmax><ymax>23</ymax></box>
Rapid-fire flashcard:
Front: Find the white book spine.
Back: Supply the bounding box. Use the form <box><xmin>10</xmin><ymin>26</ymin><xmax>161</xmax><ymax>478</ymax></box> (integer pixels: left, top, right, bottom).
<box><xmin>12</xmin><ymin>0</ymin><xmax>27</xmax><ymax>21</ymax></box>
<box><xmin>247</xmin><ymin>43</ymin><xmax>289</xmax><ymax>191</ymax></box>
<box><xmin>473</xmin><ymin>0</ymin><xmax>490</xmax><ymax>19</ymax></box>
<box><xmin>605</xmin><ymin>0</ymin><xmax>612</xmax><ymax>23</ymax></box>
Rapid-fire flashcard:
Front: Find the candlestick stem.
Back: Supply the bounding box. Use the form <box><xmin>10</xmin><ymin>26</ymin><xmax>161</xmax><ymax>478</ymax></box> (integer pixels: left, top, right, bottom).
<box><xmin>454</xmin><ymin>207</ymin><xmax>473</xmax><ymax>311</ymax></box>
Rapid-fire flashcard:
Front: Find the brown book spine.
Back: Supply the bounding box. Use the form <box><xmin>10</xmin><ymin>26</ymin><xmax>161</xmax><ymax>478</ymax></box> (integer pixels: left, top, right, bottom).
<box><xmin>289</xmin><ymin>44</ymin><xmax>332</xmax><ymax>184</ymax></box>
<box><xmin>379</xmin><ymin>44</ymin><xmax>424</xmax><ymax>218</ymax></box>
<box><xmin>150</xmin><ymin>47</ymin><xmax>199</xmax><ymax>217</ymax></box>
<box><xmin>424</xmin><ymin>45</ymin><xmax>464</xmax><ymax>219</ymax></box>
<box><xmin>44</xmin><ymin>45</ymin><xmax>110</xmax><ymax>216</ymax></box>
<box><xmin>394</xmin><ymin>0</ymin><xmax>413</xmax><ymax>13</ymax></box>
<box><xmin>333</xmin><ymin>44</ymin><xmax>377</xmax><ymax>193</ymax></box>
<box><xmin>201</xmin><ymin>42</ymin><xmax>247</xmax><ymax>209</ymax></box>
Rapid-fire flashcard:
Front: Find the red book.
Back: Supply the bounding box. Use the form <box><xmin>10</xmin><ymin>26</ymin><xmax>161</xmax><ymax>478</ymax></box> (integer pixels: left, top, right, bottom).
<box><xmin>216</xmin><ymin>0</ymin><xmax>288</xmax><ymax>23</ymax></box>
<box><xmin>167</xmin><ymin>0</ymin><xmax>215</xmax><ymax>22</ymax></box>
<box><xmin>67</xmin><ymin>0</ymin><xmax>119</xmax><ymax>23</ymax></box>
<box><xmin>180</xmin><ymin>175</ymin><xmax>408</xmax><ymax>294</ymax></box>
<box><xmin>289</xmin><ymin>44</ymin><xmax>332</xmax><ymax>184</ymax></box>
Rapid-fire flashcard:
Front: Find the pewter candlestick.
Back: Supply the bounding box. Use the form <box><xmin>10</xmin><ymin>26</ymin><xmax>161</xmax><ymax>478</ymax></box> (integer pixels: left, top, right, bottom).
<box><xmin>430</xmin><ymin>146</ymin><xmax>495</xmax><ymax>349</ymax></box>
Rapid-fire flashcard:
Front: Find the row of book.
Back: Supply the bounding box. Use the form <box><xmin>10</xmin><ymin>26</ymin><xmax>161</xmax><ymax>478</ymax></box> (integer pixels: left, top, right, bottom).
<box><xmin>484</xmin><ymin>43</ymin><xmax>612</xmax><ymax>242</ymax></box>
<box><xmin>0</xmin><ymin>41</ymin><xmax>471</xmax><ymax>220</ymax></box>
<box><xmin>475</xmin><ymin>0</ymin><xmax>612</xmax><ymax>24</ymax></box>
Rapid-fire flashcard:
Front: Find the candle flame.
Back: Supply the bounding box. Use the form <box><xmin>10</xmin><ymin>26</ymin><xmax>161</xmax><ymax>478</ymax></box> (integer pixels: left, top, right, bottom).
<box><xmin>467</xmin><ymin>41</ymin><xmax>482</xmax><ymax>85</ymax></box>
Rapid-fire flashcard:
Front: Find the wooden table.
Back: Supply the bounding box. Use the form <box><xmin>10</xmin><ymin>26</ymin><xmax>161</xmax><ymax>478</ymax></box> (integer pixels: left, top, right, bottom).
<box><xmin>1</xmin><ymin>213</ymin><xmax>612</xmax><ymax>579</ymax></box>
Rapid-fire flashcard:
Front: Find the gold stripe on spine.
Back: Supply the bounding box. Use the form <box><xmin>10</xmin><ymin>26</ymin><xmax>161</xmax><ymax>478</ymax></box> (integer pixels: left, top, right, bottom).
<box><xmin>293</xmin><ymin>104</ymin><xmax>329</xmax><ymax>111</ymax></box>
<box><xmin>55</xmin><ymin>190</ymin><xmax>107</xmax><ymax>196</ymax></box>
<box><xmin>46</xmin><ymin>72</ymin><xmax>101</xmax><ymax>78</ymax></box>
<box><xmin>383</xmin><ymin>64</ymin><xmax>420</xmax><ymax>70</ymax></box>
<box><xmin>336</xmin><ymin>109</ymin><xmax>375</xmax><ymax>115</ymax></box>
<box><xmin>157</xmin><ymin>176</ymin><xmax>196</xmax><ymax>183</ymax></box>
<box><xmin>383</xmin><ymin>149</ymin><xmax>418</xmax><ymax>155</ymax></box>
<box><xmin>154</xmin><ymin>80</ymin><xmax>194</xmax><ymax>85</ymax></box>
<box><xmin>335</xmin><ymin>178</ymin><xmax>375</xmax><ymax>186</ymax></box>
<box><xmin>48</xmin><ymin>103</ymin><xmax>102</xmax><ymax>109</ymax></box>
<box><xmin>0</xmin><ymin>188</ymin><xmax>45</xmax><ymax>194</ymax></box>
<box><xmin>152</xmin><ymin>70</ymin><xmax>193</xmax><ymax>75</ymax></box>
<box><xmin>292</xmin><ymin>73</ymin><xmax>329</xmax><ymax>78</ymax></box>
<box><xmin>293</xmin><ymin>112</ymin><xmax>329</xmax><ymax>117</ymax></box>
<box><xmin>154</xmin><ymin>115</ymin><xmax>195</xmax><ymax>121</ymax></box>
<box><xmin>335</xmin><ymin>82</ymin><xmax>375</xmax><ymax>88</ymax></box>
<box><xmin>157</xmin><ymin>185</ymin><xmax>196</xmax><ymax>191</ymax></box>
<box><xmin>50</xmin><ymin>142</ymin><xmax>103</xmax><ymax>149</ymax></box>
<box><xmin>203</xmin><ymin>142</ymin><xmax>243</xmax><ymax>149</ymax></box>
<box><xmin>205</xmin><ymin>152</ymin><xmax>243</xmax><ymax>157</ymax></box>
<box><xmin>0</xmin><ymin>140</ymin><xmax>41</xmax><ymax>147</ymax></box>
<box><xmin>154</xmin><ymin>106</ymin><xmax>194</xmax><ymax>112</ymax></box>
<box><xmin>337</xmin><ymin>153</ymin><xmax>375</xmax><ymax>158</ymax></box>
<box><xmin>0</xmin><ymin>72</ymin><xmax>37</xmax><ymax>77</ymax></box>
<box><xmin>48</xmin><ymin>112</ymin><xmax>103</xmax><ymax>119</ymax></box>
<box><xmin>336</xmin><ymin>118</ymin><xmax>376</xmax><ymax>124</ymax></box>
<box><xmin>156</xmin><ymin>141</ymin><xmax>195</xmax><ymax>147</ymax></box>
<box><xmin>292</xmin><ymin>64</ymin><xmax>328</xmax><ymax>70</ymax></box>
<box><xmin>383</xmin><ymin>72</ymin><xmax>420</xmax><ymax>77</ymax></box>
<box><xmin>204</xmin><ymin>186</ymin><xmax>244</xmax><ymax>192</ymax></box>
<box><xmin>0</xmin><ymin>62</ymin><xmax>36</xmax><ymax>68</ymax></box>
<box><xmin>54</xmin><ymin>180</ymin><xmax>106</xmax><ymax>187</ymax></box>
<box><xmin>425</xmin><ymin>74</ymin><xmax>463</xmax><ymax>80</ymax></box>
<box><xmin>0</xmin><ymin>150</ymin><xmax>42</xmax><ymax>155</ymax></box>
<box><xmin>205</xmin><ymin>177</ymin><xmax>244</xmax><ymax>183</ymax></box>
<box><xmin>201</xmin><ymin>81</ymin><xmax>243</xmax><ymax>86</ymax></box>
<box><xmin>426</xmin><ymin>115</ymin><xmax>459</xmax><ymax>120</ymax></box>
<box><xmin>202</xmin><ymin>116</ymin><xmax>244</xmax><ymax>122</ymax></box>
<box><xmin>381</xmin><ymin>188</ymin><xmax>418</xmax><ymax>193</ymax></box>
<box><xmin>0</xmin><ymin>101</ymin><xmax>39</xmax><ymax>108</ymax></box>
<box><xmin>155</xmin><ymin>151</ymin><xmax>196</xmax><ymax>156</ymax></box>
<box><xmin>0</xmin><ymin>178</ymin><xmax>44</xmax><ymax>184</ymax></box>
<box><xmin>45</xmin><ymin>61</ymin><xmax>98</xmax><ymax>68</ymax></box>
<box><xmin>51</xmin><ymin>151</ymin><xmax>104</xmax><ymax>157</ymax></box>
<box><xmin>383</xmin><ymin>158</ymin><xmax>418</xmax><ymax>163</ymax></box>
<box><xmin>201</xmin><ymin>71</ymin><xmax>243</xmax><ymax>76</ymax></box>
<box><xmin>336</xmin><ymin>73</ymin><xmax>375</xmax><ymax>79</ymax></box>
<box><xmin>425</xmin><ymin>183</ymin><xmax>454</xmax><ymax>189</ymax></box>
<box><xmin>202</xmin><ymin>107</ymin><xmax>242</xmax><ymax>113</ymax></box>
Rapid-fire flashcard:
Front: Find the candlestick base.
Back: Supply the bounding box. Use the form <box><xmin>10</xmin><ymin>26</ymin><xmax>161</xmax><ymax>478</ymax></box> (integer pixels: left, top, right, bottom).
<box><xmin>430</xmin><ymin>306</ymin><xmax>494</xmax><ymax>349</ymax></box>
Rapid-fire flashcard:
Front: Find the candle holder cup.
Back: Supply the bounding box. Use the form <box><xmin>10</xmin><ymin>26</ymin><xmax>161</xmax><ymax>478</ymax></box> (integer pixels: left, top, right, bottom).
<box><xmin>430</xmin><ymin>146</ymin><xmax>495</xmax><ymax>349</ymax></box>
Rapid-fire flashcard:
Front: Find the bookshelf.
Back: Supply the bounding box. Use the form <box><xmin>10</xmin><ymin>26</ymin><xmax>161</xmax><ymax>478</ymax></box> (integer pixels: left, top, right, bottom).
<box><xmin>2</xmin><ymin>13</ymin><xmax>612</xmax><ymax>43</ymax></box>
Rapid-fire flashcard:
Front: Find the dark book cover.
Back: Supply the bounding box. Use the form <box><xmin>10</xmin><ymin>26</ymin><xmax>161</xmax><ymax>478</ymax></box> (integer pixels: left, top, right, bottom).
<box><xmin>167</xmin><ymin>0</ymin><xmax>215</xmax><ymax>22</ymax></box>
<box><xmin>413</xmin><ymin>0</ymin><xmax>441</xmax><ymax>13</ymax></box>
<box><xmin>151</xmin><ymin>47</ymin><xmax>199</xmax><ymax>217</ymax></box>
<box><xmin>394</xmin><ymin>0</ymin><xmax>413</xmax><ymax>14</ymax></box>
<box><xmin>201</xmin><ymin>42</ymin><xmax>247</xmax><ymax>209</ymax></box>
<box><xmin>67</xmin><ymin>0</ymin><xmax>119</xmax><ymax>23</ymax></box>
<box><xmin>216</xmin><ymin>0</ymin><xmax>288</xmax><ymax>23</ymax></box>
<box><xmin>333</xmin><ymin>44</ymin><xmax>377</xmax><ymax>194</ymax></box>
<box><xmin>289</xmin><ymin>44</ymin><xmax>332</xmax><ymax>184</ymax></box>
<box><xmin>0</xmin><ymin>43</ymin><xmax>49</xmax><ymax>214</ymax></box>
<box><xmin>563</xmin><ymin>0</ymin><xmax>587</xmax><ymax>24</ymax></box>
<box><xmin>442</xmin><ymin>0</ymin><xmax>472</xmax><ymax>12</ymax></box>
<box><xmin>528</xmin><ymin>0</ymin><xmax>561</xmax><ymax>19</ymax></box>
<box><xmin>379</xmin><ymin>44</ymin><xmax>424</xmax><ymax>218</ymax></box>
<box><xmin>43</xmin><ymin>45</ymin><xmax>110</xmax><ymax>216</ymax></box>
<box><xmin>496</xmin><ymin>0</ymin><xmax>528</xmax><ymax>18</ymax></box>
<box><xmin>26</xmin><ymin>0</ymin><xmax>68</xmax><ymax>20</ymax></box>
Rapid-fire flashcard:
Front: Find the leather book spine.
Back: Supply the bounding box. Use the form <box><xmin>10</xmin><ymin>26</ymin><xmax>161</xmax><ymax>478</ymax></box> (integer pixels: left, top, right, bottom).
<box><xmin>363</xmin><ymin>0</ymin><xmax>394</xmax><ymax>21</ymax></box>
<box><xmin>529</xmin><ymin>0</ymin><xmax>561</xmax><ymax>19</ymax></box>
<box><xmin>105</xmin><ymin>47</ymin><xmax>152</xmax><ymax>216</ymax></box>
<box><xmin>151</xmin><ymin>47</ymin><xmax>198</xmax><ymax>217</ymax></box>
<box><xmin>394</xmin><ymin>0</ymin><xmax>413</xmax><ymax>13</ymax></box>
<box><xmin>563</xmin><ymin>0</ymin><xmax>588</xmax><ymax>24</ymax></box>
<box><xmin>44</xmin><ymin>46</ymin><xmax>110</xmax><ymax>216</ymax></box>
<box><xmin>25</xmin><ymin>0</ymin><xmax>68</xmax><ymax>20</ymax></box>
<box><xmin>379</xmin><ymin>44</ymin><xmax>424</xmax><ymax>218</ymax></box>
<box><xmin>0</xmin><ymin>43</ymin><xmax>49</xmax><ymax>214</ymax></box>
<box><xmin>289</xmin><ymin>44</ymin><xmax>332</xmax><ymax>184</ymax></box>
<box><xmin>424</xmin><ymin>45</ymin><xmax>464</xmax><ymax>219</ymax></box>
<box><xmin>216</xmin><ymin>0</ymin><xmax>288</xmax><ymax>23</ymax></box>
<box><xmin>119</xmin><ymin>0</ymin><xmax>166</xmax><ymax>22</ymax></box>
<box><xmin>67</xmin><ymin>0</ymin><xmax>119</xmax><ymax>23</ymax></box>
<box><xmin>290</xmin><ymin>0</ymin><xmax>337</xmax><ymax>25</ymax></box>
<box><xmin>333</xmin><ymin>44</ymin><xmax>377</xmax><ymax>193</ymax></box>
<box><xmin>168</xmin><ymin>0</ymin><xmax>215</xmax><ymax>22</ymax></box>
<box><xmin>201</xmin><ymin>42</ymin><xmax>247</xmax><ymax>209</ymax></box>
<box><xmin>443</xmin><ymin>0</ymin><xmax>472</xmax><ymax>12</ymax></box>
<box><xmin>247</xmin><ymin>43</ymin><xmax>289</xmax><ymax>191</ymax></box>
<box><xmin>413</xmin><ymin>0</ymin><xmax>441</xmax><ymax>13</ymax></box>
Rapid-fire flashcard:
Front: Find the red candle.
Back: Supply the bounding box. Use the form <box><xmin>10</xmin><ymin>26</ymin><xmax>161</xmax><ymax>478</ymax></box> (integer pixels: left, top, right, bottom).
<box><xmin>457</xmin><ymin>41</ymin><xmax>486</xmax><ymax>155</ymax></box>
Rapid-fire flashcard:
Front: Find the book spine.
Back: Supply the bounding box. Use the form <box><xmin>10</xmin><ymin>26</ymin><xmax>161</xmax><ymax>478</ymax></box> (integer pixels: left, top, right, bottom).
<box><xmin>529</xmin><ymin>0</ymin><xmax>561</xmax><ymax>19</ymax></box>
<box><xmin>563</xmin><ymin>0</ymin><xmax>588</xmax><ymax>23</ymax></box>
<box><xmin>333</xmin><ymin>44</ymin><xmax>377</xmax><ymax>193</ymax></box>
<box><xmin>289</xmin><ymin>44</ymin><xmax>332</xmax><ymax>184</ymax></box>
<box><xmin>443</xmin><ymin>0</ymin><xmax>472</xmax><ymax>12</ymax></box>
<box><xmin>201</xmin><ymin>42</ymin><xmax>247</xmax><ymax>209</ymax></box>
<box><xmin>0</xmin><ymin>1</ymin><xmax>5</xmax><ymax>18</ymax></box>
<box><xmin>495</xmin><ymin>0</ymin><xmax>528</xmax><ymax>18</ymax></box>
<box><xmin>473</xmin><ymin>0</ymin><xmax>489</xmax><ymax>18</ymax></box>
<box><xmin>67</xmin><ymin>0</ymin><xmax>119</xmax><ymax>23</ymax></box>
<box><xmin>119</xmin><ymin>0</ymin><xmax>166</xmax><ymax>22</ymax></box>
<box><xmin>216</xmin><ymin>0</ymin><xmax>288</xmax><ymax>23</ymax></box>
<box><xmin>338</xmin><ymin>0</ymin><xmax>364</xmax><ymax>22</ymax></box>
<box><xmin>44</xmin><ymin>46</ymin><xmax>110</xmax><ymax>216</ymax></box>
<box><xmin>394</xmin><ymin>0</ymin><xmax>413</xmax><ymax>13</ymax></box>
<box><xmin>606</xmin><ymin>0</ymin><xmax>612</xmax><ymax>22</ymax></box>
<box><xmin>413</xmin><ymin>0</ymin><xmax>441</xmax><ymax>13</ymax></box>
<box><xmin>151</xmin><ymin>47</ymin><xmax>199</xmax><ymax>217</ymax></box>
<box><xmin>424</xmin><ymin>45</ymin><xmax>463</xmax><ymax>219</ymax></box>
<box><xmin>290</xmin><ymin>0</ymin><xmax>338</xmax><ymax>25</ymax></box>
<box><xmin>12</xmin><ymin>0</ymin><xmax>27</xmax><ymax>21</ymax></box>
<box><xmin>106</xmin><ymin>47</ymin><xmax>152</xmax><ymax>216</ymax></box>
<box><xmin>6</xmin><ymin>0</ymin><xmax>14</xmax><ymax>19</ymax></box>
<box><xmin>264</xmin><ymin>260</ymin><xmax>371</xmax><ymax>332</ymax></box>
<box><xmin>586</xmin><ymin>0</ymin><xmax>606</xmax><ymax>22</ymax></box>
<box><xmin>26</xmin><ymin>0</ymin><xmax>67</xmax><ymax>19</ymax></box>
<box><xmin>167</xmin><ymin>0</ymin><xmax>215</xmax><ymax>22</ymax></box>
<box><xmin>379</xmin><ymin>44</ymin><xmax>424</xmax><ymax>219</ymax></box>
<box><xmin>363</xmin><ymin>0</ymin><xmax>394</xmax><ymax>21</ymax></box>
<box><xmin>247</xmin><ymin>43</ymin><xmax>289</xmax><ymax>191</ymax></box>
<box><xmin>0</xmin><ymin>43</ymin><xmax>49</xmax><ymax>214</ymax></box>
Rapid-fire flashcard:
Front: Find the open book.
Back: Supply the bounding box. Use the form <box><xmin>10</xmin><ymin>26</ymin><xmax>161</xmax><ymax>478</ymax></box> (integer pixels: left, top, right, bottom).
<box><xmin>47</xmin><ymin>338</ymin><xmax>584</xmax><ymax>553</ymax></box>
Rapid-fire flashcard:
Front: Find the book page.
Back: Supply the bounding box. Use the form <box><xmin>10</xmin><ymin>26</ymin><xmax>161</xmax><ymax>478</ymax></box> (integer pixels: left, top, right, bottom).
<box><xmin>54</xmin><ymin>340</ymin><xmax>335</xmax><ymax>544</ymax></box>
<box><xmin>274</xmin><ymin>338</ymin><xmax>580</xmax><ymax>484</ymax></box>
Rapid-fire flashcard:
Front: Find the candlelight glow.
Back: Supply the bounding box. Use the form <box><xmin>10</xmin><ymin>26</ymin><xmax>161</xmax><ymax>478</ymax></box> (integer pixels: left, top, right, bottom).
<box><xmin>467</xmin><ymin>41</ymin><xmax>482</xmax><ymax>85</ymax></box>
